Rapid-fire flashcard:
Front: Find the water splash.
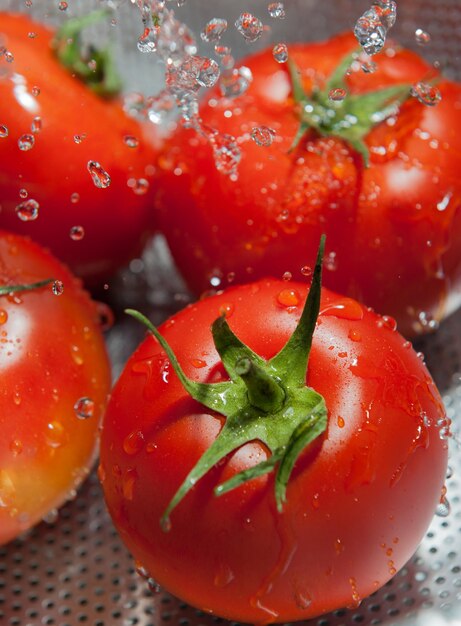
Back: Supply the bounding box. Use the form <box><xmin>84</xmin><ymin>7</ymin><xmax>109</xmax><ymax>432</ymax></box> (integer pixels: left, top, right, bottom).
<box><xmin>354</xmin><ymin>1</ymin><xmax>397</xmax><ymax>55</ymax></box>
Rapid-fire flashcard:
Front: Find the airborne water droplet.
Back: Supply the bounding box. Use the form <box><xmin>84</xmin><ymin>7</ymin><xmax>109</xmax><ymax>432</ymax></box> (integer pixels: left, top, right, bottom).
<box><xmin>235</xmin><ymin>12</ymin><xmax>264</xmax><ymax>42</ymax></box>
<box><xmin>251</xmin><ymin>126</ymin><xmax>275</xmax><ymax>147</ymax></box>
<box><xmin>201</xmin><ymin>18</ymin><xmax>228</xmax><ymax>43</ymax></box>
<box><xmin>52</xmin><ymin>280</ymin><xmax>64</xmax><ymax>296</ymax></box>
<box><xmin>128</xmin><ymin>178</ymin><xmax>150</xmax><ymax>196</ymax></box>
<box><xmin>272</xmin><ymin>42</ymin><xmax>288</xmax><ymax>63</ymax></box>
<box><xmin>69</xmin><ymin>225</ymin><xmax>85</xmax><ymax>241</ymax></box>
<box><xmin>4</xmin><ymin>50</ymin><xmax>14</xmax><ymax>63</ymax></box>
<box><xmin>31</xmin><ymin>116</ymin><xmax>42</xmax><ymax>133</ymax></box>
<box><xmin>74</xmin><ymin>397</ymin><xmax>95</xmax><ymax>420</ymax></box>
<box><xmin>87</xmin><ymin>161</ymin><xmax>111</xmax><ymax>188</ymax></box>
<box><xmin>415</xmin><ymin>28</ymin><xmax>431</xmax><ymax>45</ymax></box>
<box><xmin>411</xmin><ymin>82</ymin><xmax>442</xmax><ymax>106</ymax></box>
<box><xmin>220</xmin><ymin>66</ymin><xmax>253</xmax><ymax>98</ymax></box>
<box><xmin>268</xmin><ymin>2</ymin><xmax>286</xmax><ymax>19</ymax></box>
<box><xmin>0</xmin><ymin>125</ymin><xmax>8</xmax><ymax>138</ymax></box>
<box><xmin>329</xmin><ymin>87</ymin><xmax>347</xmax><ymax>102</ymax></box>
<box><xmin>18</xmin><ymin>134</ymin><xmax>34</xmax><ymax>151</ymax></box>
<box><xmin>15</xmin><ymin>199</ymin><xmax>39</xmax><ymax>221</ymax></box>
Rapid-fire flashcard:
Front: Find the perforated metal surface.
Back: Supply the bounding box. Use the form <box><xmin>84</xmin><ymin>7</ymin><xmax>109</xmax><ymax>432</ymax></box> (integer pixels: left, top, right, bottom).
<box><xmin>1</xmin><ymin>1</ymin><xmax>461</xmax><ymax>625</ymax></box>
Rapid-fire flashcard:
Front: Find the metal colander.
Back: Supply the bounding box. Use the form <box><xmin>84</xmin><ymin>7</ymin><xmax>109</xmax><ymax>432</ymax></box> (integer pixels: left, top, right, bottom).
<box><xmin>1</xmin><ymin>1</ymin><xmax>461</xmax><ymax>625</ymax></box>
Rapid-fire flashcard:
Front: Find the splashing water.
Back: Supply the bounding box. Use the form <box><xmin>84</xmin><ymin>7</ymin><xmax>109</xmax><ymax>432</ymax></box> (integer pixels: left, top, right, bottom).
<box><xmin>354</xmin><ymin>1</ymin><xmax>397</xmax><ymax>55</ymax></box>
<box><xmin>411</xmin><ymin>82</ymin><xmax>442</xmax><ymax>106</ymax></box>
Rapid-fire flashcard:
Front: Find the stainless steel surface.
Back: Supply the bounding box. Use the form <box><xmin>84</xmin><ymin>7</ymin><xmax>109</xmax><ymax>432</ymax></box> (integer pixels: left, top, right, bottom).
<box><xmin>1</xmin><ymin>1</ymin><xmax>461</xmax><ymax>625</ymax></box>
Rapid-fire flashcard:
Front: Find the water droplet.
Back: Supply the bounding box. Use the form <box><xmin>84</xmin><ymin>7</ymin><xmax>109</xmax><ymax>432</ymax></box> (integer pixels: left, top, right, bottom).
<box><xmin>446</xmin><ymin>466</ymin><xmax>453</xmax><ymax>480</ymax></box>
<box><xmin>123</xmin><ymin>430</ymin><xmax>145</xmax><ymax>455</ymax></box>
<box><xmin>272</xmin><ymin>42</ymin><xmax>288</xmax><ymax>63</ymax></box>
<box><xmin>268</xmin><ymin>2</ymin><xmax>286</xmax><ymax>19</ymax></box>
<box><xmin>411</xmin><ymin>82</ymin><xmax>442</xmax><ymax>106</ymax></box>
<box><xmin>160</xmin><ymin>516</ymin><xmax>172</xmax><ymax>532</ymax></box>
<box><xmin>348</xmin><ymin>329</ymin><xmax>362</xmax><ymax>342</ymax></box>
<box><xmin>374</xmin><ymin>0</ymin><xmax>397</xmax><ymax>29</ymax></box>
<box><xmin>52</xmin><ymin>280</ymin><xmax>64</xmax><ymax>296</ymax></box>
<box><xmin>18</xmin><ymin>133</ymin><xmax>35</xmax><ymax>151</ymax></box>
<box><xmin>69</xmin><ymin>225</ymin><xmax>85</xmax><ymax>241</ymax></box>
<box><xmin>58</xmin><ymin>1</ymin><xmax>68</xmax><ymax>10</ymax></box>
<box><xmin>415</xmin><ymin>28</ymin><xmax>431</xmax><ymax>45</ymax></box>
<box><xmin>282</xmin><ymin>271</ymin><xmax>292</xmax><ymax>281</ymax></box>
<box><xmin>122</xmin><ymin>468</ymin><xmax>138</xmax><ymax>500</ymax></box>
<box><xmin>325</xmin><ymin>251</ymin><xmax>338</xmax><ymax>271</ymax></box>
<box><xmin>73</xmin><ymin>134</ymin><xmax>86</xmax><ymax>144</ymax></box>
<box><xmin>251</xmin><ymin>126</ymin><xmax>275</xmax><ymax>147</ymax></box>
<box><xmin>128</xmin><ymin>177</ymin><xmax>150</xmax><ymax>196</ymax></box>
<box><xmin>214</xmin><ymin>44</ymin><xmax>231</xmax><ymax>57</ymax></box>
<box><xmin>87</xmin><ymin>161</ymin><xmax>111</xmax><ymax>188</ymax></box>
<box><xmin>277</xmin><ymin>289</ymin><xmax>300</xmax><ymax>307</ymax></box>
<box><xmin>196</xmin><ymin>57</ymin><xmax>220</xmax><ymax>88</ymax></box>
<box><xmin>329</xmin><ymin>87</ymin><xmax>347</xmax><ymax>102</ymax></box>
<box><xmin>135</xmin><ymin>561</ymin><xmax>149</xmax><ymax>579</ymax></box>
<box><xmin>31</xmin><ymin>116</ymin><xmax>42</xmax><ymax>133</ymax></box>
<box><xmin>0</xmin><ymin>125</ymin><xmax>8</xmax><ymax>138</ymax></box>
<box><xmin>300</xmin><ymin>265</ymin><xmax>312</xmax><ymax>277</ymax></box>
<box><xmin>31</xmin><ymin>86</ymin><xmax>40</xmax><ymax>96</ymax></box>
<box><xmin>70</xmin><ymin>192</ymin><xmax>80</xmax><ymax>204</ymax></box>
<box><xmin>190</xmin><ymin>358</ymin><xmax>207</xmax><ymax>368</ymax></box>
<box><xmin>209</xmin><ymin>133</ymin><xmax>241</xmax><ymax>176</ymax></box>
<box><xmin>45</xmin><ymin>421</ymin><xmax>67</xmax><ymax>448</ymax></box>
<box><xmin>361</xmin><ymin>60</ymin><xmax>377</xmax><ymax>73</ymax></box>
<box><xmin>435</xmin><ymin>496</ymin><xmax>451</xmax><ymax>517</ymax></box>
<box><xmin>147</xmin><ymin>577</ymin><xmax>161</xmax><ymax>593</ymax></box>
<box><xmin>214</xmin><ymin>563</ymin><xmax>235</xmax><ymax>587</ymax></box>
<box><xmin>337</xmin><ymin>415</ymin><xmax>345</xmax><ymax>428</ymax></box>
<box><xmin>354</xmin><ymin>8</ymin><xmax>388</xmax><ymax>55</ymax></box>
<box><xmin>220</xmin><ymin>66</ymin><xmax>253</xmax><ymax>98</ymax></box>
<box><xmin>0</xmin><ymin>309</ymin><xmax>8</xmax><ymax>325</ymax></box>
<box><xmin>235</xmin><ymin>12</ymin><xmax>264</xmax><ymax>42</ymax></box>
<box><xmin>201</xmin><ymin>18</ymin><xmax>228</xmax><ymax>43</ymax></box>
<box><xmin>74</xmin><ymin>397</ymin><xmax>95</xmax><ymax>420</ymax></box>
<box><xmin>4</xmin><ymin>50</ymin><xmax>14</xmax><ymax>63</ymax></box>
<box><xmin>19</xmin><ymin>188</ymin><xmax>28</xmax><ymax>199</ymax></box>
<box><xmin>42</xmin><ymin>508</ymin><xmax>59</xmax><ymax>524</ymax></box>
<box><xmin>96</xmin><ymin>302</ymin><xmax>114</xmax><ymax>331</ymax></box>
<box><xmin>218</xmin><ymin>302</ymin><xmax>234</xmax><ymax>317</ymax></box>
<box><xmin>16</xmin><ymin>199</ymin><xmax>39</xmax><ymax>221</ymax></box>
<box><xmin>123</xmin><ymin>135</ymin><xmax>139</xmax><ymax>148</ymax></box>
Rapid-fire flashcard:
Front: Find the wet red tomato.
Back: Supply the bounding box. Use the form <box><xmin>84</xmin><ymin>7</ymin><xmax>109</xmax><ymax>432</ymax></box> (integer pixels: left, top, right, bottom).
<box><xmin>100</xmin><ymin>271</ymin><xmax>448</xmax><ymax>623</ymax></box>
<box><xmin>0</xmin><ymin>12</ymin><xmax>159</xmax><ymax>286</ymax></box>
<box><xmin>0</xmin><ymin>231</ymin><xmax>111</xmax><ymax>545</ymax></box>
<box><xmin>156</xmin><ymin>32</ymin><xmax>461</xmax><ymax>336</ymax></box>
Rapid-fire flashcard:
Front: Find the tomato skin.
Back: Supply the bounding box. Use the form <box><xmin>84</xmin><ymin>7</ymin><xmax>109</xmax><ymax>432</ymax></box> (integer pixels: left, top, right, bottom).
<box><xmin>0</xmin><ymin>12</ymin><xmax>159</xmax><ymax>286</ymax></box>
<box><xmin>0</xmin><ymin>230</ymin><xmax>111</xmax><ymax>545</ymax></box>
<box><xmin>100</xmin><ymin>279</ymin><xmax>448</xmax><ymax>623</ymax></box>
<box><xmin>155</xmin><ymin>32</ymin><xmax>461</xmax><ymax>336</ymax></box>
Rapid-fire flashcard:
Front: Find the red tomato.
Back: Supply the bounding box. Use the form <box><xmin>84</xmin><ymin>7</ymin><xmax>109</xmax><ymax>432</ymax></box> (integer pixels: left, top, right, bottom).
<box><xmin>0</xmin><ymin>12</ymin><xmax>159</xmax><ymax>286</ymax></box>
<box><xmin>100</xmin><ymin>276</ymin><xmax>448</xmax><ymax>623</ymax></box>
<box><xmin>0</xmin><ymin>230</ymin><xmax>111</xmax><ymax>545</ymax></box>
<box><xmin>155</xmin><ymin>32</ymin><xmax>461</xmax><ymax>337</ymax></box>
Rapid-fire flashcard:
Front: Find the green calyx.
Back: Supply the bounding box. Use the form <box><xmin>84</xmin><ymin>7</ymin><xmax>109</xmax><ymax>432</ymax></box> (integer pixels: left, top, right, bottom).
<box><xmin>127</xmin><ymin>237</ymin><xmax>328</xmax><ymax>531</ymax></box>
<box><xmin>287</xmin><ymin>49</ymin><xmax>412</xmax><ymax>165</ymax></box>
<box><xmin>53</xmin><ymin>9</ymin><xmax>122</xmax><ymax>98</ymax></box>
<box><xmin>0</xmin><ymin>279</ymin><xmax>53</xmax><ymax>296</ymax></box>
